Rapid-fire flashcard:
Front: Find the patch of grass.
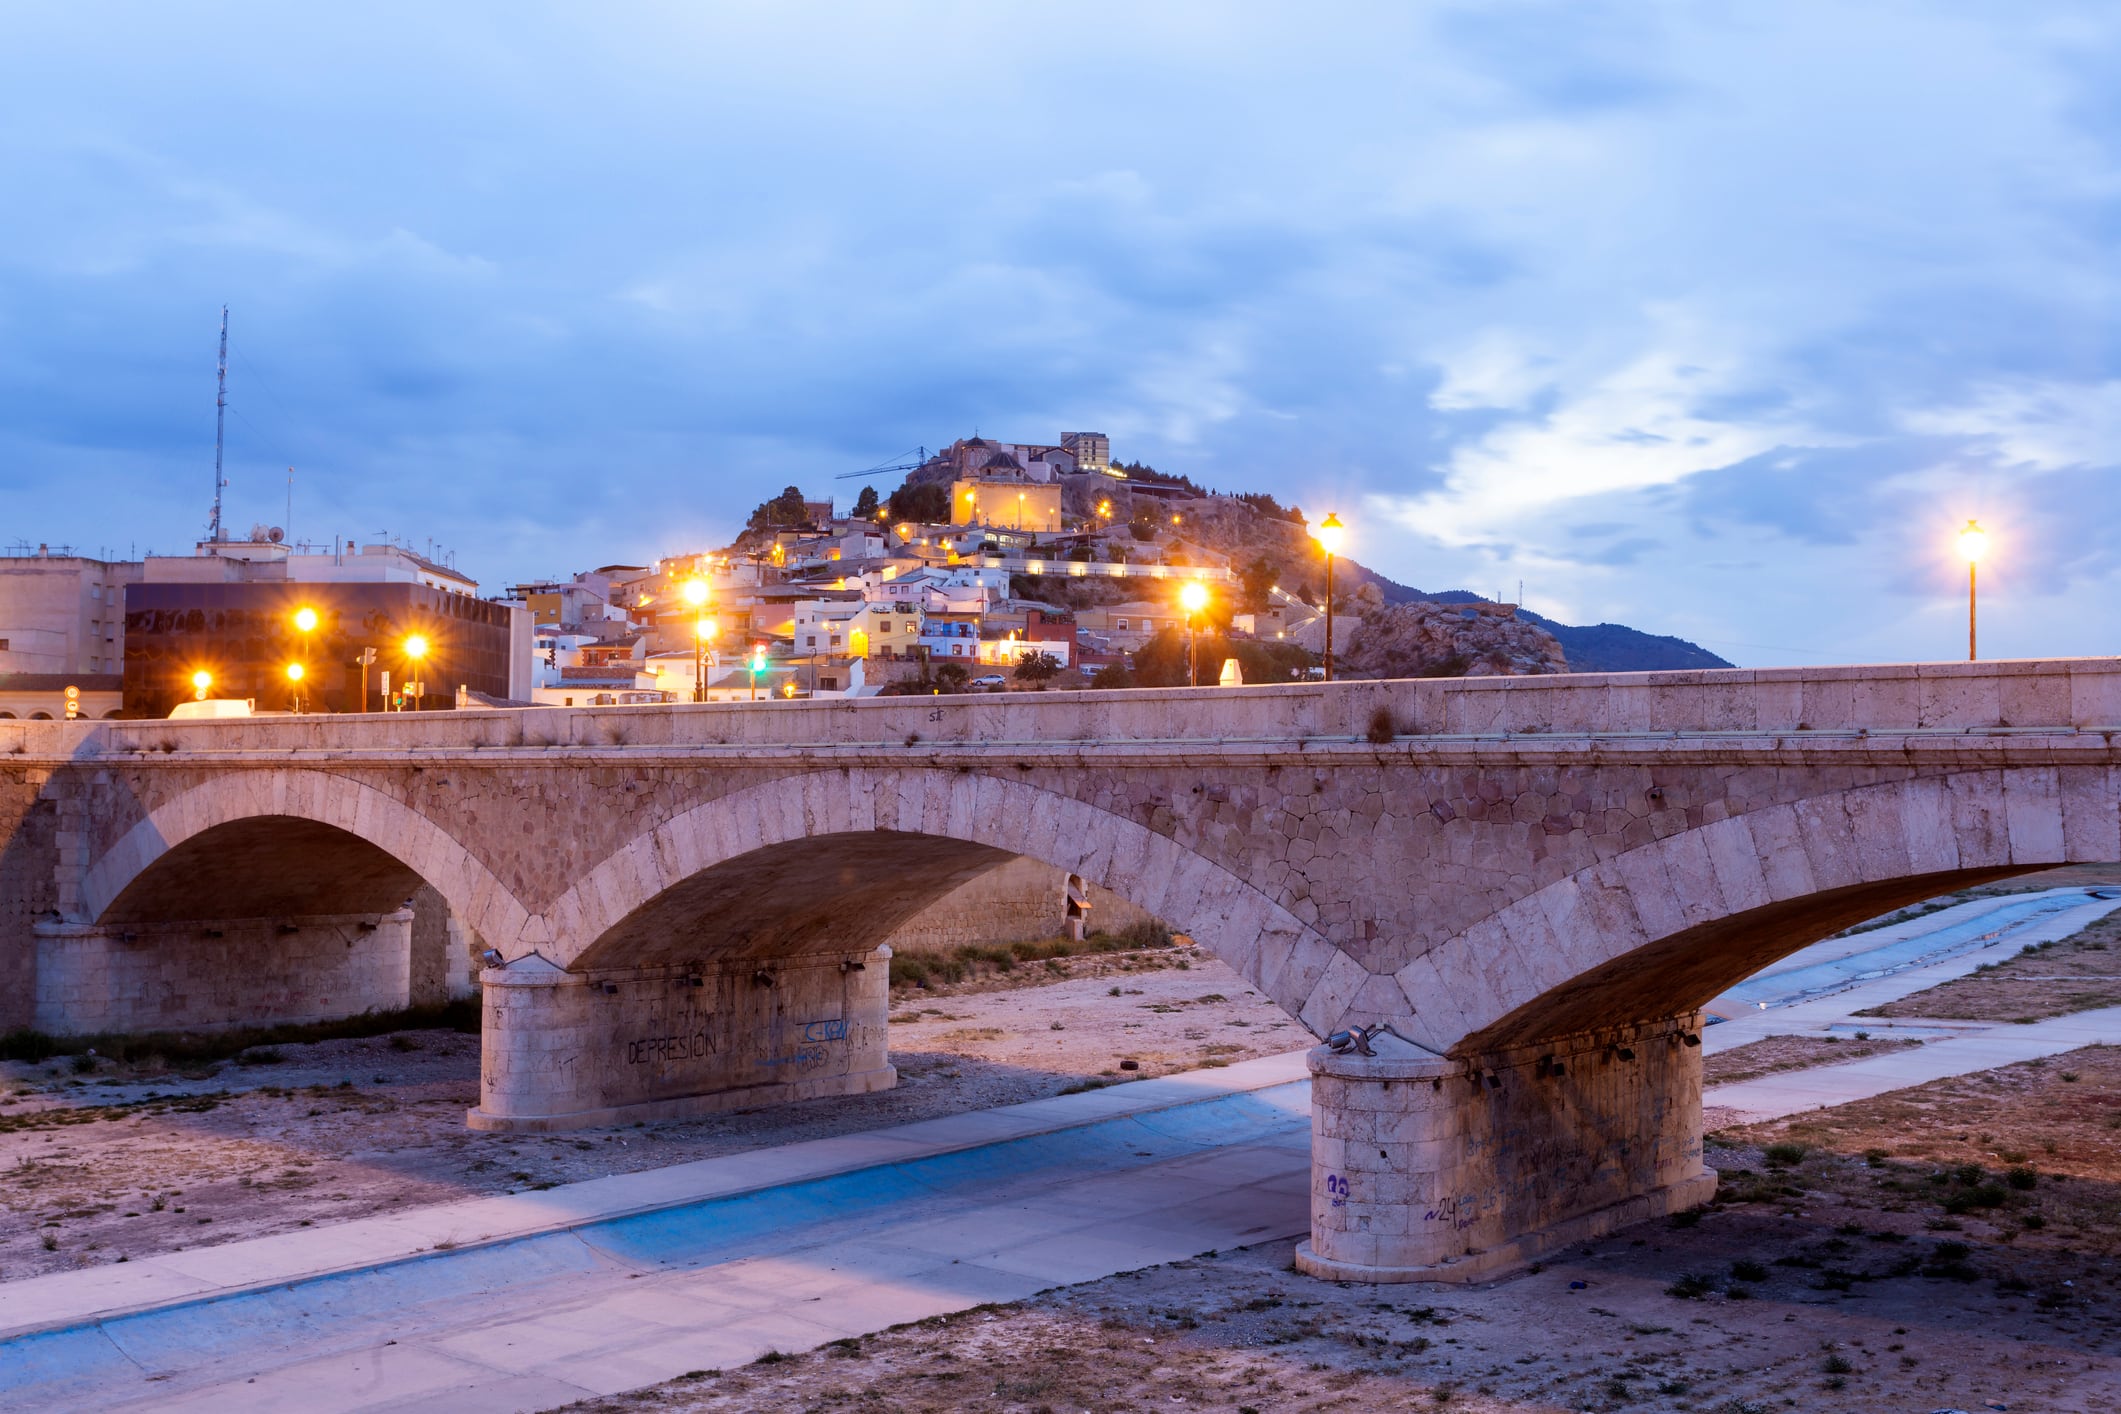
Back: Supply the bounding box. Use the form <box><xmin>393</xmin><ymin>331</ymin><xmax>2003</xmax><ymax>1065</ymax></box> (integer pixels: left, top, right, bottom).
<box><xmin>0</xmin><ymin>1000</ymin><xmax>480</xmax><ymax>1066</ymax></box>
<box><xmin>1664</xmin><ymin>1271</ymin><xmax>1717</xmax><ymax>1300</ymax></box>
<box><xmin>1762</xmin><ymin>1141</ymin><xmax>1809</xmax><ymax>1166</ymax></box>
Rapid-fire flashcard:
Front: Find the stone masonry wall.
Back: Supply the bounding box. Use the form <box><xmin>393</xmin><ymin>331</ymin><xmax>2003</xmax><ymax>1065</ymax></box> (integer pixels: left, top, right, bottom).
<box><xmin>473</xmin><ymin>945</ymin><xmax>893</xmax><ymax>1131</ymax></box>
<box><xmin>408</xmin><ymin>884</ymin><xmax>452</xmax><ymax>1006</ymax></box>
<box><xmin>1300</xmin><ymin>1014</ymin><xmax>1712</xmax><ymax>1281</ymax></box>
<box><xmin>32</xmin><ymin>911</ymin><xmax>414</xmax><ymax>1035</ymax></box>
<box><xmin>0</xmin><ymin>768</ymin><xmax>56</xmax><ymax>1033</ymax></box>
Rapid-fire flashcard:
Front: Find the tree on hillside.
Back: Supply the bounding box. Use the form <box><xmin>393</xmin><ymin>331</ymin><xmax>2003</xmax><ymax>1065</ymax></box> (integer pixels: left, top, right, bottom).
<box><xmin>852</xmin><ymin>485</ymin><xmax>880</xmax><ymax>519</ymax></box>
<box><xmin>1239</xmin><ymin>555</ymin><xmax>1282</xmax><ymax>612</ymax></box>
<box><xmin>934</xmin><ymin>662</ymin><xmax>970</xmax><ymax>692</ymax></box>
<box><xmin>887</xmin><ymin>481</ymin><xmax>951</xmax><ymax>524</ymax></box>
<box><xmin>746</xmin><ymin>486</ymin><xmax>810</xmax><ymax>532</ymax></box>
<box><xmin>1132</xmin><ymin>627</ymin><xmax>1193</xmax><ymax>687</ymax></box>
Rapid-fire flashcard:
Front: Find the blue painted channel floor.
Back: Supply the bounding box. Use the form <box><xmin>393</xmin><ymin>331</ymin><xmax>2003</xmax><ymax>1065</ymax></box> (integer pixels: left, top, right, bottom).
<box><xmin>0</xmin><ymin>1051</ymin><xmax>1311</xmax><ymax>1413</ymax></box>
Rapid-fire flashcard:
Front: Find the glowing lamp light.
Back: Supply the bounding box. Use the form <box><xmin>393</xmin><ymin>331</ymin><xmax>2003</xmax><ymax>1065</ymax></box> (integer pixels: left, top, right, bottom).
<box><xmin>292</xmin><ymin>606</ymin><xmax>319</xmax><ymax>633</ymax></box>
<box><xmin>1314</xmin><ymin>512</ymin><xmax>1346</xmax><ymax>556</ymax></box>
<box><xmin>191</xmin><ymin>670</ymin><xmax>213</xmax><ymax>699</ymax></box>
<box><xmin>682</xmin><ymin>578</ymin><xmax>709</xmax><ymax>607</ymax></box>
<box><xmin>1180</xmin><ymin>581</ymin><xmax>1209</xmax><ymax>614</ymax></box>
<box><xmin>696</xmin><ymin>617</ymin><xmax>717</xmax><ymax>641</ymax></box>
<box><xmin>404</xmin><ymin>635</ymin><xmax>429</xmax><ymax>661</ymax></box>
<box><xmin>285</xmin><ymin>663</ymin><xmax>305</xmax><ymax>682</ymax></box>
<box><xmin>1958</xmin><ymin>519</ymin><xmax>1987</xmax><ymax>563</ymax></box>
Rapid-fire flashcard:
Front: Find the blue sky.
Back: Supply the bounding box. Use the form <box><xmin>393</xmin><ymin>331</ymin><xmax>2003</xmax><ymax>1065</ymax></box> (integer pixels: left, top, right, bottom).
<box><xmin>3</xmin><ymin>2</ymin><xmax>2116</xmax><ymax>665</ymax></box>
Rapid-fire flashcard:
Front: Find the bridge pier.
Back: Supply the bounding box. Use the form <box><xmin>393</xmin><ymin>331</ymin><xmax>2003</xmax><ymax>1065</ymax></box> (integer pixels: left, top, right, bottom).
<box><xmin>1296</xmin><ymin>1015</ymin><xmax>1714</xmax><ymax>1283</ymax></box>
<box><xmin>468</xmin><ymin>946</ymin><xmax>897</xmax><ymax>1132</ymax></box>
<box><xmin>32</xmin><ymin>909</ymin><xmax>415</xmax><ymax>1036</ymax></box>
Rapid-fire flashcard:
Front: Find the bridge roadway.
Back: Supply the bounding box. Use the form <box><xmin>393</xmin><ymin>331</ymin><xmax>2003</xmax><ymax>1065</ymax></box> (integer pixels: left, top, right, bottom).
<box><xmin>4</xmin><ymin>657</ymin><xmax>2120</xmax><ymax>1280</ymax></box>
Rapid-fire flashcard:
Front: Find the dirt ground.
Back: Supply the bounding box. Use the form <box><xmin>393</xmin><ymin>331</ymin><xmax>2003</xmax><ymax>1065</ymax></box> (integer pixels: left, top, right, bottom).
<box><xmin>1859</xmin><ymin>901</ymin><xmax>2121</xmax><ymax>1023</ymax></box>
<box><xmin>562</xmin><ymin>1047</ymin><xmax>2121</xmax><ymax>1414</ymax></box>
<box><xmin>1700</xmin><ymin>1033</ymin><xmax>1924</xmax><ymax>1088</ymax></box>
<box><xmin>0</xmin><ymin>948</ymin><xmax>1301</xmax><ymax>1281</ymax></box>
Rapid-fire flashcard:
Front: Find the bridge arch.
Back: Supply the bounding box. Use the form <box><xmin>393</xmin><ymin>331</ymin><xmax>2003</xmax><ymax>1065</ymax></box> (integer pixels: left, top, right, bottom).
<box><xmin>1408</xmin><ymin>765</ymin><xmax>2115</xmax><ymax>1054</ymax></box>
<box><xmin>532</xmin><ymin>767</ymin><xmax>1353</xmax><ymax>1032</ymax></box>
<box><xmin>81</xmin><ymin>769</ymin><xmax>527</xmax><ymax>947</ymax></box>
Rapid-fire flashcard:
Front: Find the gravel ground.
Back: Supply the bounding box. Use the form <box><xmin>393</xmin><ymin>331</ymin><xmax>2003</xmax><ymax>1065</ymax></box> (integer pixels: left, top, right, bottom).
<box><xmin>1701</xmin><ymin>1033</ymin><xmax>1924</xmax><ymax>1088</ymax></box>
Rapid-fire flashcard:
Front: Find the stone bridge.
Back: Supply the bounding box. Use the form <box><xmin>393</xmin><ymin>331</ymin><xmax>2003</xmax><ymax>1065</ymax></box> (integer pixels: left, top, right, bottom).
<box><xmin>5</xmin><ymin>659</ymin><xmax>2120</xmax><ymax>1281</ymax></box>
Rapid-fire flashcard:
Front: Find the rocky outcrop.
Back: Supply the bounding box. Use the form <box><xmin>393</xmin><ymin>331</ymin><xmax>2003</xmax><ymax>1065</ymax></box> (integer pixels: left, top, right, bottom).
<box><xmin>1340</xmin><ymin>600</ymin><xmax>1568</xmax><ymax>679</ymax></box>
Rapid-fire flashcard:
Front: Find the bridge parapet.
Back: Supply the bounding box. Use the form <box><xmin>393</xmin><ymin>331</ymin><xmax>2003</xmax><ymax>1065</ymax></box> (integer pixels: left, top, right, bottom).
<box><xmin>3</xmin><ymin>658</ymin><xmax>2118</xmax><ymax>764</ymax></box>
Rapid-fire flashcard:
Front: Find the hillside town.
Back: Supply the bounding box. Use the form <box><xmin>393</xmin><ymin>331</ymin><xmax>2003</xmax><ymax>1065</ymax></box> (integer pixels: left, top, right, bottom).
<box><xmin>511</xmin><ymin>432</ymin><xmax>1342</xmax><ymax>709</ymax></box>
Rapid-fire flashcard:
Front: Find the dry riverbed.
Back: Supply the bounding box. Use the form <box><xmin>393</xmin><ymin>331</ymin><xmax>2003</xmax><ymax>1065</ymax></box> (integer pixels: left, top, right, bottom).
<box><xmin>0</xmin><ymin>946</ymin><xmax>1299</xmax><ymax>1281</ymax></box>
<box><xmin>566</xmin><ymin>1047</ymin><xmax>2121</xmax><ymax>1414</ymax></box>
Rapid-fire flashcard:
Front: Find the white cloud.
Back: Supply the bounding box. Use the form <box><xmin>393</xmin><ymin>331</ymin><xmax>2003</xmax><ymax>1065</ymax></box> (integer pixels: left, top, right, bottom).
<box><xmin>1903</xmin><ymin>380</ymin><xmax>2121</xmax><ymax>473</ymax></box>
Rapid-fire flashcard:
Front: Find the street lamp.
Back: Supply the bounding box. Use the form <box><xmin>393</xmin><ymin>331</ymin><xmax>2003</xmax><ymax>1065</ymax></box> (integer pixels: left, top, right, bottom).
<box><xmin>291</xmin><ymin>606</ymin><xmax>320</xmax><ymax>710</ymax></box>
<box><xmin>1313</xmin><ymin>513</ymin><xmax>1345</xmax><ymax>682</ymax></box>
<box><xmin>682</xmin><ymin>579</ymin><xmax>710</xmax><ymax>702</ymax></box>
<box><xmin>1959</xmin><ymin>519</ymin><xmax>1987</xmax><ymax>662</ymax></box>
<box><xmin>403</xmin><ymin>634</ymin><xmax>429</xmax><ymax>711</ymax></box>
<box><xmin>285</xmin><ymin>661</ymin><xmax>306</xmax><ymax>714</ymax></box>
<box><xmin>191</xmin><ymin>669</ymin><xmax>212</xmax><ymax>701</ymax></box>
<box><xmin>1180</xmin><ymin>580</ymin><xmax>1209</xmax><ymax>688</ymax></box>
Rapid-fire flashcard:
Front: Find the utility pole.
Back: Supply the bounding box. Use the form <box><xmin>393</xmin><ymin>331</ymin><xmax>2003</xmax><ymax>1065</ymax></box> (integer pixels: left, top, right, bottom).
<box><xmin>209</xmin><ymin>306</ymin><xmax>228</xmax><ymax>544</ymax></box>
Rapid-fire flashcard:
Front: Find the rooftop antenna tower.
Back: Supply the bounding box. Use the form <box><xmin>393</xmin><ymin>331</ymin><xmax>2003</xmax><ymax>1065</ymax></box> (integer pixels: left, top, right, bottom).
<box><xmin>208</xmin><ymin>305</ymin><xmax>229</xmax><ymax>544</ymax></box>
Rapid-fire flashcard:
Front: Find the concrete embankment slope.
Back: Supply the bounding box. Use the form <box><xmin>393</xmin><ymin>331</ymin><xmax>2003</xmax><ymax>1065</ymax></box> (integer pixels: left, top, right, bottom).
<box><xmin>0</xmin><ymin>1053</ymin><xmax>1310</xmax><ymax>1413</ymax></box>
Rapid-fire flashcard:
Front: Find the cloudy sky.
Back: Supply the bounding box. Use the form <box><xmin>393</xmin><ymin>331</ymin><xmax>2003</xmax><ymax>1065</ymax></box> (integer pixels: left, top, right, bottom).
<box><xmin>3</xmin><ymin>3</ymin><xmax>2116</xmax><ymax>665</ymax></box>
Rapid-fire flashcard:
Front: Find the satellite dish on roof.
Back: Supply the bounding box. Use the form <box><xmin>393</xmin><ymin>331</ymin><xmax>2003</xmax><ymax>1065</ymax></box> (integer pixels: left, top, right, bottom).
<box><xmin>268</xmin><ymin>527</ymin><xmax>285</xmax><ymax>543</ymax></box>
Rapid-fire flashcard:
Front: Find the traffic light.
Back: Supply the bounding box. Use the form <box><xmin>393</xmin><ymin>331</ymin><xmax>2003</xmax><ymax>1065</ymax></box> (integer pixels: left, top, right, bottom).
<box><xmin>749</xmin><ymin>645</ymin><xmax>767</xmax><ymax>675</ymax></box>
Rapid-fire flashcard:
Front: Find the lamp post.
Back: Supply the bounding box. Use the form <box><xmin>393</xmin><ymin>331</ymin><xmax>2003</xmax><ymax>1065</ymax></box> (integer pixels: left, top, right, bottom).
<box><xmin>1959</xmin><ymin>519</ymin><xmax>1987</xmax><ymax>662</ymax></box>
<box><xmin>403</xmin><ymin>634</ymin><xmax>428</xmax><ymax>711</ymax></box>
<box><xmin>285</xmin><ymin>661</ymin><xmax>306</xmax><ymax>714</ymax></box>
<box><xmin>1314</xmin><ymin>513</ymin><xmax>1345</xmax><ymax>682</ymax></box>
<box><xmin>682</xmin><ymin>578</ymin><xmax>710</xmax><ymax>702</ymax></box>
<box><xmin>1180</xmin><ymin>580</ymin><xmax>1208</xmax><ymax>687</ymax></box>
<box><xmin>292</xmin><ymin>606</ymin><xmax>319</xmax><ymax>709</ymax></box>
<box><xmin>191</xmin><ymin>670</ymin><xmax>212</xmax><ymax>701</ymax></box>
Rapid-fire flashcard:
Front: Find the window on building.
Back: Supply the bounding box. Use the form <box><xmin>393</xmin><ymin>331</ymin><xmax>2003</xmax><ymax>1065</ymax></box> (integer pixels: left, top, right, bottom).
<box><xmin>1117</xmin><ymin>619</ymin><xmax>1128</xmax><ymax>630</ymax></box>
